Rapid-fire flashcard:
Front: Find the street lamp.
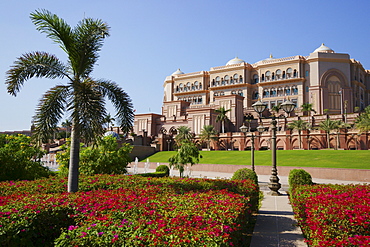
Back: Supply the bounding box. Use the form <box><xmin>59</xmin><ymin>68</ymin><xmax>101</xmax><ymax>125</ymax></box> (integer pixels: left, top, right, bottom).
<box><xmin>239</xmin><ymin>124</ymin><xmax>255</xmax><ymax>171</ymax></box>
<box><xmin>251</xmin><ymin>98</ymin><xmax>295</xmax><ymax>196</ymax></box>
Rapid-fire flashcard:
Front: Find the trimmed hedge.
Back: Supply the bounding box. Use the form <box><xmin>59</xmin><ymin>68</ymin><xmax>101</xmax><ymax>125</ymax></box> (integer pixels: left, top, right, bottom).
<box><xmin>288</xmin><ymin>169</ymin><xmax>312</xmax><ymax>190</ymax></box>
<box><xmin>231</xmin><ymin>168</ymin><xmax>258</xmax><ymax>185</ymax></box>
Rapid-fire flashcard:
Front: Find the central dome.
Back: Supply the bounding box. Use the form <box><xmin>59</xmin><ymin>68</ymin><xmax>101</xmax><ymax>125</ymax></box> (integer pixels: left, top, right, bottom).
<box><xmin>313</xmin><ymin>43</ymin><xmax>334</xmax><ymax>53</ymax></box>
<box><xmin>226</xmin><ymin>57</ymin><xmax>245</xmax><ymax>65</ymax></box>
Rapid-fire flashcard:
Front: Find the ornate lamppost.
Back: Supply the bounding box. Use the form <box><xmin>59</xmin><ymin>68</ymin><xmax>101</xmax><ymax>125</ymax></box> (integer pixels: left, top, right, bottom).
<box><xmin>239</xmin><ymin>124</ymin><xmax>255</xmax><ymax>171</ymax></box>
<box><xmin>251</xmin><ymin>99</ymin><xmax>295</xmax><ymax>196</ymax></box>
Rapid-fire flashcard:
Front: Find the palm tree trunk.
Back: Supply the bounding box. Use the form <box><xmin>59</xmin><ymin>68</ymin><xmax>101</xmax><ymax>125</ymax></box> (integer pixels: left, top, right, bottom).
<box><xmin>222</xmin><ymin>121</ymin><xmax>225</xmax><ymax>133</ymax></box>
<box><xmin>326</xmin><ymin>132</ymin><xmax>330</xmax><ymax>149</ymax></box>
<box><xmin>68</xmin><ymin>125</ymin><xmax>80</xmax><ymax>192</ymax></box>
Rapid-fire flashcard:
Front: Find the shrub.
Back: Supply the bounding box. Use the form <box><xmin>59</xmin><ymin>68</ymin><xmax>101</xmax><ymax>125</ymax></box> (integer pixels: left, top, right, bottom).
<box><xmin>288</xmin><ymin>169</ymin><xmax>313</xmax><ymax>190</ymax></box>
<box><xmin>156</xmin><ymin>164</ymin><xmax>170</xmax><ymax>176</ymax></box>
<box><xmin>0</xmin><ymin>134</ymin><xmax>50</xmax><ymax>181</ymax></box>
<box><xmin>57</xmin><ymin>136</ymin><xmax>132</xmax><ymax>176</ymax></box>
<box><xmin>231</xmin><ymin>168</ymin><xmax>258</xmax><ymax>185</ymax></box>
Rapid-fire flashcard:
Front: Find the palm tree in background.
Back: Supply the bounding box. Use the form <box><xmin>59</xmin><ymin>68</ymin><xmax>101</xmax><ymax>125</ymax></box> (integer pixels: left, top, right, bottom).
<box><xmin>301</xmin><ymin>103</ymin><xmax>316</xmax><ymax>129</ymax></box>
<box><xmin>215</xmin><ymin>107</ymin><xmax>231</xmax><ymax>133</ymax></box>
<box><xmin>355</xmin><ymin>105</ymin><xmax>370</xmax><ymax>133</ymax></box>
<box><xmin>104</xmin><ymin>114</ymin><xmax>115</xmax><ymax>130</ymax></box>
<box><xmin>5</xmin><ymin>9</ymin><xmax>134</xmax><ymax>192</ymax></box>
<box><xmin>199</xmin><ymin>125</ymin><xmax>218</xmax><ymax>151</ymax></box>
<box><xmin>174</xmin><ymin>126</ymin><xmax>193</xmax><ymax>146</ymax></box>
<box><xmin>61</xmin><ymin>119</ymin><xmax>72</xmax><ymax>139</ymax></box>
<box><xmin>288</xmin><ymin>119</ymin><xmax>309</xmax><ymax>149</ymax></box>
<box><xmin>319</xmin><ymin>118</ymin><xmax>339</xmax><ymax>149</ymax></box>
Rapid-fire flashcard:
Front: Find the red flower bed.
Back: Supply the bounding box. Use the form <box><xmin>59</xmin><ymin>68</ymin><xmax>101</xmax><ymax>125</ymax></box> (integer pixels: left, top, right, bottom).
<box><xmin>0</xmin><ymin>175</ymin><xmax>259</xmax><ymax>246</ymax></box>
<box><xmin>290</xmin><ymin>184</ymin><xmax>370</xmax><ymax>246</ymax></box>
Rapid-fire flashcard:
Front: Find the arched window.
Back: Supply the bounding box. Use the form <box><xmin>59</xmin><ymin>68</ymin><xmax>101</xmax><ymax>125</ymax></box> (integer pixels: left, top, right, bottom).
<box><xmin>272</xmin><ymin>72</ymin><xmax>275</xmax><ymax>80</ymax></box>
<box><xmin>263</xmin><ymin>89</ymin><xmax>269</xmax><ymax>98</ymax></box>
<box><xmin>187</xmin><ymin>82</ymin><xmax>190</xmax><ymax>91</ymax></box>
<box><xmin>231</xmin><ymin>90</ymin><xmax>236</xmax><ymax>95</ymax></box>
<box><xmin>199</xmin><ymin>83</ymin><xmax>203</xmax><ymax>90</ymax></box>
<box><xmin>239</xmin><ymin>75</ymin><xmax>243</xmax><ymax>83</ymax></box>
<box><xmin>286</xmin><ymin>68</ymin><xmax>292</xmax><ymax>78</ymax></box>
<box><xmin>179</xmin><ymin>83</ymin><xmax>183</xmax><ymax>92</ymax></box>
<box><xmin>293</xmin><ymin>69</ymin><xmax>297</xmax><ymax>78</ymax></box>
<box><xmin>194</xmin><ymin>81</ymin><xmax>199</xmax><ymax>90</ymax></box>
<box><xmin>191</xmin><ymin>84</ymin><xmax>195</xmax><ymax>91</ymax></box>
<box><xmin>261</xmin><ymin>74</ymin><xmax>265</xmax><ymax>82</ymax></box>
<box><xmin>253</xmin><ymin>91</ymin><xmax>259</xmax><ymax>100</ymax></box>
<box><xmin>220</xmin><ymin>91</ymin><xmax>225</xmax><ymax>96</ymax></box>
<box><xmin>216</xmin><ymin>76</ymin><xmax>221</xmax><ymax>86</ymax></box>
<box><xmin>214</xmin><ymin>92</ymin><xmax>219</xmax><ymax>97</ymax></box>
<box><xmin>282</xmin><ymin>71</ymin><xmax>286</xmax><ymax>79</ymax></box>
<box><xmin>277</xmin><ymin>87</ymin><xmax>283</xmax><ymax>96</ymax></box>
<box><xmin>285</xmin><ymin>87</ymin><xmax>291</xmax><ymax>95</ymax></box>
<box><xmin>293</xmin><ymin>86</ymin><xmax>298</xmax><ymax>95</ymax></box>
<box><xmin>238</xmin><ymin>90</ymin><xmax>243</xmax><ymax>96</ymax></box>
<box><xmin>271</xmin><ymin>88</ymin><xmax>277</xmax><ymax>97</ymax></box>
<box><xmin>253</xmin><ymin>74</ymin><xmax>259</xmax><ymax>84</ymax></box>
<box><xmin>276</xmin><ymin>69</ymin><xmax>281</xmax><ymax>79</ymax></box>
<box><xmin>224</xmin><ymin>75</ymin><xmax>229</xmax><ymax>84</ymax></box>
<box><xmin>265</xmin><ymin>71</ymin><xmax>271</xmax><ymax>81</ymax></box>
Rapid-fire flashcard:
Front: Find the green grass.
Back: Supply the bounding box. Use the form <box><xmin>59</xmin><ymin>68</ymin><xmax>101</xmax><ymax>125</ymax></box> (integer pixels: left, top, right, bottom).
<box><xmin>142</xmin><ymin>150</ymin><xmax>370</xmax><ymax>170</ymax></box>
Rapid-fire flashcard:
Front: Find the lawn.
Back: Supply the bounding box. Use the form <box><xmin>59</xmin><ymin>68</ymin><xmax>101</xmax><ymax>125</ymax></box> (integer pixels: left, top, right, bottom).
<box><xmin>142</xmin><ymin>150</ymin><xmax>370</xmax><ymax>170</ymax></box>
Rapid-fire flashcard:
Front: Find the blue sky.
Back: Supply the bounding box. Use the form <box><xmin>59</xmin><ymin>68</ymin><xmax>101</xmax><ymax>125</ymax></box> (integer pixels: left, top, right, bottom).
<box><xmin>1</xmin><ymin>0</ymin><xmax>370</xmax><ymax>131</ymax></box>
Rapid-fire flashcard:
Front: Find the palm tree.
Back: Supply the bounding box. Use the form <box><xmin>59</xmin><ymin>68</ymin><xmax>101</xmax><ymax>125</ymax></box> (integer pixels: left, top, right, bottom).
<box><xmin>301</xmin><ymin>103</ymin><xmax>316</xmax><ymax>129</ymax></box>
<box><xmin>104</xmin><ymin>114</ymin><xmax>115</xmax><ymax>130</ymax></box>
<box><xmin>319</xmin><ymin>119</ymin><xmax>339</xmax><ymax>149</ymax></box>
<box><xmin>199</xmin><ymin>125</ymin><xmax>218</xmax><ymax>151</ymax></box>
<box><xmin>5</xmin><ymin>9</ymin><xmax>134</xmax><ymax>192</ymax></box>
<box><xmin>355</xmin><ymin>105</ymin><xmax>370</xmax><ymax>133</ymax></box>
<box><xmin>215</xmin><ymin>107</ymin><xmax>231</xmax><ymax>133</ymax></box>
<box><xmin>61</xmin><ymin>119</ymin><xmax>72</xmax><ymax>139</ymax></box>
<box><xmin>288</xmin><ymin>119</ymin><xmax>309</xmax><ymax>149</ymax></box>
<box><xmin>174</xmin><ymin>126</ymin><xmax>193</xmax><ymax>146</ymax></box>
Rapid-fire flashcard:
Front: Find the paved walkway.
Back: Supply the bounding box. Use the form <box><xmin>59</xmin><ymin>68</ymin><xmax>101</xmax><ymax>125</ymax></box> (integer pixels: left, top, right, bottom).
<box><xmin>127</xmin><ymin>166</ymin><xmax>366</xmax><ymax>247</ymax></box>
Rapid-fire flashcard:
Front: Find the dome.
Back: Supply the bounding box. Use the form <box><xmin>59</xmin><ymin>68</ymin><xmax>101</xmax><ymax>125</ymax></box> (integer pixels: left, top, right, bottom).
<box><xmin>259</xmin><ymin>54</ymin><xmax>275</xmax><ymax>62</ymax></box>
<box><xmin>313</xmin><ymin>43</ymin><xmax>334</xmax><ymax>53</ymax></box>
<box><xmin>172</xmin><ymin>68</ymin><xmax>184</xmax><ymax>75</ymax></box>
<box><xmin>104</xmin><ymin>131</ymin><xmax>120</xmax><ymax>139</ymax></box>
<box><xmin>226</xmin><ymin>56</ymin><xmax>245</xmax><ymax>66</ymax></box>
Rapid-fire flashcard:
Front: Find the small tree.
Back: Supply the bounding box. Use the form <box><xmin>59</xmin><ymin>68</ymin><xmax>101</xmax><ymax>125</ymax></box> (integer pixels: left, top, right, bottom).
<box><xmin>319</xmin><ymin>118</ymin><xmax>339</xmax><ymax>148</ymax></box>
<box><xmin>288</xmin><ymin>119</ymin><xmax>309</xmax><ymax>149</ymax></box>
<box><xmin>355</xmin><ymin>105</ymin><xmax>370</xmax><ymax>133</ymax></box>
<box><xmin>174</xmin><ymin>126</ymin><xmax>193</xmax><ymax>147</ymax></box>
<box><xmin>168</xmin><ymin>141</ymin><xmax>201</xmax><ymax>177</ymax></box>
<box><xmin>199</xmin><ymin>125</ymin><xmax>218</xmax><ymax>151</ymax></box>
<box><xmin>215</xmin><ymin>107</ymin><xmax>231</xmax><ymax>133</ymax></box>
<box><xmin>301</xmin><ymin>103</ymin><xmax>316</xmax><ymax>128</ymax></box>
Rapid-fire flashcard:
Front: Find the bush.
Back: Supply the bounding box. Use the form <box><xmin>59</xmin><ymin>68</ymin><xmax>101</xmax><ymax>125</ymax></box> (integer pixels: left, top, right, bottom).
<box><xmin>0</xmin><ymin>134</ymin><xmax>50</xmax><ymax>181</ymax></box>
<box><xmin>156</xmin><ymin>165</ymin><xmax>170</xmax><ymax>176</ymax></box>
<box><xmin>231</xmin><ymin>168</ymin><xmax>258</xmax><ymax>185</ymax></box>
<box><xmin>288</xmin><ymin>169</ymin><xmax>313</xmax><ymax>190</ymax></box>
<box><xmin>57</xmin><ymin>136</ymin><xmax>132</xmax><ymax>176</ymax></box>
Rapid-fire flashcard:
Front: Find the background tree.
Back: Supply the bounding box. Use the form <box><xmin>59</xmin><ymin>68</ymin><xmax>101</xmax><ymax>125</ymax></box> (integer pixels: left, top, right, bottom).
<box><xmin>288</xmin><ymin>119</ymin><xmax>309</xmax><ymax>149</ymax></box>
<box><xmin>5</xmin><ymin>9</ymin><xmax>134</xmax><ymax>192</ymax></box>
<box><xmin>61</xmin><ymin>119</ymin><xmax>72</xmax><ymax>139</ymax></box>
<box><xmin>104</xmin><ymin>113</ymin><xmax>115</xmax><ymax>130</ymax></box>
<box><xmin>168</xmin><ymin>140</ymin><xmax>201</xmax><ymax>177</ymax></box>
<box><xmin>319</xmin><ymin>118</ymin><xmax>339</xmax><ymax>148</ymax></box>
<box><xmin>244</xmin><ymin>113</ymin><xmax>254</xmax><ymax>132</ymax></box>
<box><xmin>199</xmin><ymin>125</ymin><xmax>218</xmax><ymax>151</ymax></box>
<box><xmin>301</xmin><ymin>103</ymin><xmax>316</xmax><ymax>128</ymax></box>
<box><xmin>215</xmin><ymin>107</ymin><xmax>231</xmax><ymax>133</ymax></box>
<box><xmin>174</xmin><ymin>126</ymin><xmax>193</xmax><ymax>146</ymax></box>
<box><xmin>355</xmin><ymin>105</ymin><xmax>370</xmax><ymax>133</ymax></box>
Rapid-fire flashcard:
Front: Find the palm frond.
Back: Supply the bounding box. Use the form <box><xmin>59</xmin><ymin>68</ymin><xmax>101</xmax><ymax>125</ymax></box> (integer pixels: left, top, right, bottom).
<box><xmin>32</xmin><ymin>85</ymin><xmax>69</xmax><ymax>144</ymax></box>
<box><xmin>6</xmin><ymin>52</ymin><xmax>68</xmax><ymax>96</ymax></box>
<box><xmin>30</xmin><ymin>9</ymin><xmax>73</xmax><ymax>54</ymax></box>
<box><xmin>96</xmin><ymin>80</ymin><xmax>134</xmax><ymax>134</ymax></box>
<box><xmin>70</xmin><ymin>79</ymin><xmax>107</xmax><ymax>144</ymax></box>
<box><xmin>70</xmin><ymin>18</ymin><xmax>110</xmax><ymax>77</ymax></box>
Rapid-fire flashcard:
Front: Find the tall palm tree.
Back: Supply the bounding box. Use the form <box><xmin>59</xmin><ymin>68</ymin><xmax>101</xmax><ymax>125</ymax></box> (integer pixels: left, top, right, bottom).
<box><xmin>215</xmin><ymin>107</ymin><xmax>231</xmax><ymax>133</ymax></box>
<box><xmin>5</xmin><ymin>9</ymin><xmax>134</xmax><ymax>192</ymax></box>
<box><xmin>301</xmin><ymin>103</ymin><xmax>316</xmax><ymax>129</ymax></box>
<box><xmin>355</xmin><ymin>105</ymin><xmax>370</xmax><ymax>133</ymax></box>
<box><xmin>174</xmin><ymin>126</ymin><xmax>193</xmax><ymax>146</ymax></box>
<box><xmin>319</xmin><ymin>118</ymin><xmax>339</xmax><ymax>149</ymax></box>
<box><xmin>288</xmin><ymin>119</ymin><xmax>309</xmax><ymax>149</ymax></box>
<box><xmin>199</xmin><ymin>125</ymin><xmax>218</xmax><ymax>151</ymax></box>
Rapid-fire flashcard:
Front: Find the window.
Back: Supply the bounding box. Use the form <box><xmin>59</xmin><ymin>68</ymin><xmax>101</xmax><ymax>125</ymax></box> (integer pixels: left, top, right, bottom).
<box><xmin>194</xmin><ymin>81</ymin><xmax>198</xmax><ymax>90</ymax></box>
<box><xmin>187</xmin><ymin>82</ymin><xmax>190</xmax><ymax>91</ymax></box>
<box><xmin>253</xmin><ymin>91</ymin><xmax>259</xmax><ymax>100</ymax></box>
<box><xmin>293</xmin><ymin>69</ymin><xmax>297</xmax><ymax>78</ymax></box>
<box><xmin>224</xmin><ymin>75</ymin><xmax>229</xmax><ymax>84</ymax></box>
<box><xmin>286</xmin><ymin>68</ymin><xmax>292</xmax><ymax>78</ymax></box>
<box><xmin>199</xmin><ymin>83</ymin><xmax>203</xmax><ymax>90</ymax></box>
<box><xmin>191</xmin><ymin>84</ymin><xmax>195</xmax><ymax>91</ymax></box>
<box><xmin>282</xmin><ymin>71</ymin><xmax>286</xmax><ymax>79</ymax></box>
<box><xmin>231</xmin><ymin>90</ymin><xmax>236</xmax><ymax>95</ymax></box>
<box><xmin>265</xmin><ymin>71</ymin><xmax>271</xmax><ymax>80</ymax></box>
<box><xmin>263</xmin><ymin>90</ymin><xmax>270</xmax><ymax>98</ymax></box>
<box><xmin>179</xmin><ymin>83</ymin><xmax>183</xmax><ymax>92</ymax></box>
<box><xmin>272</xmin><ymin>72</ymin><xmax>275</xmax><ymax>80</ymax></box>
<box><xmin>238</xmin><ymin>90</ymin><xmax>243</xmax><ymax>96</ymax></box>
<box><xmin>276</xmin><ymin>69</ymin><xmax>281</xmax><ymax>79</ymax></box>
<box><xmin>215</xmin><ymin>76</ymin><xmax>220</xmax><ymax>86</ymax></box>
<box><xmin>261</xmin><ymin>74</ymin><xmax>265</xmax><ymax>82</ymax></box>
<box><xmin>253</xmin><ymin>74</ymin><xmax>259</xmax><ymax>84</ymax></box>
<box><xmin>239</xmin><ymin>75</ymin><xmax>243</xmax><ymax>83</ymax></box>
<box><xmin>293</xmin><ymin>87</ymin><xmax>298</xmax><ymax>95</ymax></box>
<box><xmin>285</xmin><ymin>87</ymin><xmax>291</xmax><ymax>96</ymax></box>
<box><xmin>271</xmin><ymin>88</ymin><xmax>277</xmax><ymax>97</ymax></box>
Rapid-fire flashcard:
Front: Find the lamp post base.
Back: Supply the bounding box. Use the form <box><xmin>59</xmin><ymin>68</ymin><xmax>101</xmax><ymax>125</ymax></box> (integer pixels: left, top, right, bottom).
<box><xmin>268</xmin><ymin>175</ymin><xmax>282</xmax><ymax>196</ymax></box>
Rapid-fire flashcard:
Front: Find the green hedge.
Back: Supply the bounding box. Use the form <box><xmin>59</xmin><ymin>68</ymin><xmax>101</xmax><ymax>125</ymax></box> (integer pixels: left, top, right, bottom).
<box><xmin>231</xmin><ymin>168</ymin><xmax>258</xmax><ymax>185</ymax></box>
<box><xmin>288</xmin><ymin>169</ymin><xmax>313</xmax><ymax>191</ymax></box>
